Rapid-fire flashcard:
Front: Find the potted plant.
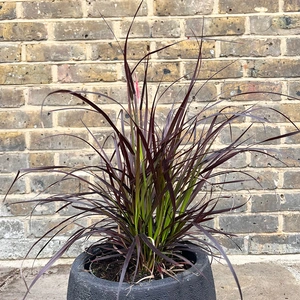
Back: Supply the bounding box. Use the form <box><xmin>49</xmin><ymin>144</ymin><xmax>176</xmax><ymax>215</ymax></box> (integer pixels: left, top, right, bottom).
<box><xmin>5</xmin><ymin>2</ymin><xmax>300</xmax><ymax>300</ymax></box>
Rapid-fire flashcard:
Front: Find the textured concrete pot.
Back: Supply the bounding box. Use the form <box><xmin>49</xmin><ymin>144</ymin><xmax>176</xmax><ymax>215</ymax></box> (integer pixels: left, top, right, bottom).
<box><xmin>67</xmin><ymin>245</ymin><xmax>216</xmax><ymax>300</ymax></box>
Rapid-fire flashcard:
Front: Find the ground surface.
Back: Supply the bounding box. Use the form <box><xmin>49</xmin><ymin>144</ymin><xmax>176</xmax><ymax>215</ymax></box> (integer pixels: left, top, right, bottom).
<box><xmin>1</xmin><ymin>259</ymin><xmax>300</xmax><ymax>299</ymax></box>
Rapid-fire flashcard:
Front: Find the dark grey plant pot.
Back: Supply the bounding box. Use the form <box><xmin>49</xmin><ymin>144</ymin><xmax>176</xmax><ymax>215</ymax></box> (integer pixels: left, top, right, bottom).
<box><xmin>67</xmin><ymin>246</ymin><xmax>216</xmax><ymax>300</ymax></box>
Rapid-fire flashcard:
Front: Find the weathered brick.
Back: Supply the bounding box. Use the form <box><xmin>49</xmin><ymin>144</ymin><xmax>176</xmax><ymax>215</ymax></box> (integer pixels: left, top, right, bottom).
<box><xmin>185</xmin><ymin>17</ymin><xmax>245</xmax><ymax>37</ymax></box>
<box><xmin>0</xmin><ymin>87</ymin><xmax>25</xmax><ymax>107</ymax></box>
<box><xmin>92</xmin><ymin>130</ymin><xmax>118</xmax><ymax>149</ymax></box>
<box><xmin>0</xmin><ymin>132</ymin><xmax>26</xmax><ymax>151</ymax></box>
<box><xmin>219</xmin><ymin>214</ymin><xmax>278</xmax><ymax>233</ymax></box>
<box><xmin>221</xmin><ymin>81</ymin><xmax>282</xmax><ymax>101</ymax></box>
<box><xmin>92</xmin><ymin>85</ymin><xmax>128</xmax><ymax>105</ymax></box>
<box><xmin>283</xmin><ymin>214</ymin><xmax>300</xmax><ymax>232</ymax></box>
<box><xmin>53</xmin><ymin>21</ymin><xmax>114</xmax><ymax>40</ymax></box>
<box><xmin>55</xmin><ymin>109</ymin><xmax>116</xmax><ymax>128</ymax></box>
<box><xmin>28</xmin><ymin>218</ymin><xmax>86</xmax><ymax>238</ymax></box>
<box><xmin>283</xmin><ymin>171</ymin><xmax>300</xmax><ymax>189</ymax></box>
<box><xmin>0</xmin><ymin>238</ymin><xmax>83</xmax><ymax>259</ymax></box>
<box><xmin>213</xmin><ymin>194</ymin><xmax>248</xmax><ymax>213</ymax></box>
<box><xmin>247</xmin><ymin>104</ymin><xmax>299</xmax><ymax>123</ymax></box>
<box><xmin>280</xmin><ymin>193</ymin><xmax>300</xmax><ymax>211</ymax></box>
<box><xmin>218</xmin><ymin>152</ymin><xmax>248</xmax><ymax>169</ymax></box>
<box><xmin>87</xmin><ymin>0</ymin><xmax>147</xmax><ymax>17</ymax></box>
<box><xmin>0</xmin><ymin>174</ymin><xmax>26</xmax><ymax>194</ymax></box>
<box><xmin>0</xmin><ymin>64</ymin><xmax>52</xmax><ymax>85</ymax></box>
<box><xmin>0</xmin><ymin>44</ymin><xmax>21</xmax><ymax>62</ymax></box>
<box><xmin>146</xmin><ymin>62</ymin><xmax>180</xmax><ymax>82</ymax></box>
<box><xmin>220</xmin><ymin>38</ymin><xmax>281</xmax><ymax>57</ymax></box>
<box><xmin>0</xmin><ymin>219</ymin><xmax>24</xmax><ymax>238</ymax></box>
<box><xmin>249</xmin><ymin>234</ymin><xmax>300</xmax><ymax>254</ymax></box>
<box><xmin>246</xmin><ymin>59</ymin><xmax>300</xmax><ymax>78</ymax></box>
<box><xmin>0</xmin><ymin>2</ymin><xmax>16</xmax><ymax>20</ymax></box>
<box><xmin>29</xmin><ymin>173</ymin><xmax>89</xmax><ymax>194</ymax></box>
<box><xmin>284</xmin><ymin>126</ymin><xmax>300</xmax><ymax>144</ymax></box>
<box><xmin>58</xmin><ymin>152</ymin><xmax>101</xmax><ymax>167</ymax></box>
<box><xmin>0</xmin><ymin>238</ymin><xmax>47</xmax><ymax>259</ymax></box>
<box><xmin>0</xmin><ymin>153</ymin><xmax>29</xmax><ymax>173</ymax></box>
<box><xmin>28</xmin><ymin>86</ymin><xmax>86</xmax><ymax>106</ymax></box>
<box><xmin>22</xmin><ymin>0</ymin><xmax>82</xmax><ymax>19</ymax></box>
<box><xmin>250</xmin><ymin>15</ymin><xmax>300</xmax><ymax>35</ymax></box>
<box><xmin>5</xmin><ymin>197</ymin><xmax>56</xmax><ymax>216</ymax></box>
<box><xmin>0</xmin><ymin>110</ymin><xmax>52</xmax><ymax>129</ymax></box>
<box><xmin>279</xmin><ymin>103</ymin><xmax>300</xmax><ymax>122</ymax></box>
<box><xmin>286</xmin><ymin>37</ymin><xmax>300</xmax><ymax>56</ymax></box>
<box><xmin>187</xmin><ymin>103</ymin><xmax>246</xmax><ymax>125</ymax></box>
<box><xmin>154</xmin><ymin>0</ymin><xmax>214</xmax><ymax>16</ymax></box>
<box><xmin>156</xmin><ymin>40</ymin><xmax>216</xmax><ymax>59</ymax></box>
<box><xmin>184</xmin><ymin>60</ymin><xmax>243</xmax><ymax>80</ymax></box>
<box><xmin>250</xmin><ymin>148</ymin><xmax>300</xmax><ymax>168</ymax></box>
<box><xmin>218</xmin><ymin>235</ymin><xmax>248</xmax><ymax>254</ymax></box>
<box><xmin>219</xmin><ymin>124</ymin><xmax>281</xmax><ymax>145</ymax></box>
<box><xmin>119</xmin><ymin>20</ymin><xmax>151</xmax><ymax>38</ymax></box>
<box><xmin>219</xmin><ymin>0</ymin><xmax>278</xmax><ymax>13</ymax></box>
<box><xmin>0</xmin><ymin>22</ymin><xmax>47</xmax><ymax>41</ymax></box>
<box><xmin>148</xmin><ymin>82</ymin><xmax>217</xmax><ymax>104</ymax></box>
<box><xmin>90</xmin><ymin>41</ymin><xmax>149</xmax><ymax>61</ymax></box>
<box><xmin>57</xmin><ymin>64</ymin><xmax>117</xmax><ymax>83</ymax></box>
<box><xmin>284</xmin><ymin>0</ymin><xmax>300</xmax><ymax>12</ymax></box>
<box><xmin>29</xmin><ymin>152</ymin><xmax>55</xmax><ymax>168</ymax></box>
<box><xmin>220</xmin><ymin>170</ymin><xmax>279</xmax><ymax>191</ymax></box>
<box><xmin>29</xmin><ymin>131</ymin><xmax>89</xmax><ymax>150</ymax></box>
<box><xmin>187</xmin><ymin>82</ymin><xmax>218</xmax><ymax>102</ymax></box>
<box><xmin>26</xmin><ymin>43</ymin><xmax>87</xmax><ymax>62</ymax></box>
<box><xmin>152</xmin><ymin>19</ymin><xmax>181</xmax><ymax>38</ymax></box>
<box><xmin>130</xmin><ymin>61</ymin><xmax>180</xmax><ymax>82</ymax></box>
<box><xmin>251</xmin><ymin>194</ymin><xmax>281</xmax><ymax>212</ymax></box>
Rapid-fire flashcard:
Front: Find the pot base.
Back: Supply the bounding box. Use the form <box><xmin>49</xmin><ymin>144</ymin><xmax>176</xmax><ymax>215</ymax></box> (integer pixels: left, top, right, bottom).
<box><xmin>67</xmin><ymin>246</ymin><xmax>216</xmax><ymax>300</ymax></box>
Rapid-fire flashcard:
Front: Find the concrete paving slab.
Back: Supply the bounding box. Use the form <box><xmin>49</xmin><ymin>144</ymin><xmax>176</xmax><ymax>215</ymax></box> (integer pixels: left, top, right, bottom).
<box><xmin>1</xmin><ymin>258</ymin><xmax>300</xmax><ymax>299</ymax></box>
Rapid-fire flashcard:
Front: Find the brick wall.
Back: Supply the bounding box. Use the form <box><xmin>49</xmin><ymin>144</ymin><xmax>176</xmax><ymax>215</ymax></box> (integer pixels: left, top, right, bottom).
<box><xmin>1</xmin><ymin>0</ymin><xmax>300</xmax><ymax>260</ymax></box>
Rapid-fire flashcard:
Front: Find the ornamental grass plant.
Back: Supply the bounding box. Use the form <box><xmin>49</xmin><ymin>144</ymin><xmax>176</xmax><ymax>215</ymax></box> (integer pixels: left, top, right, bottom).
<box><xmin>5</xmin><ymin>2</ymin><xmax>300</xmax><ymax>299</ymax></box>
